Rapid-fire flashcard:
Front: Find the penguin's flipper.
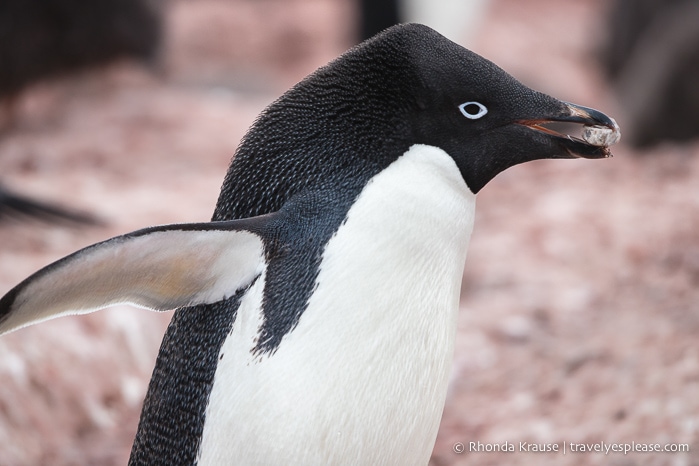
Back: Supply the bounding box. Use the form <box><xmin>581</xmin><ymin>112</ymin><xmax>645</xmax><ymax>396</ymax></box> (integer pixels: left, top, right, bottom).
<box><xmin>0</xmin><ymin>218</ymin><xmax>272</xmax><ymax>335</ymax></box>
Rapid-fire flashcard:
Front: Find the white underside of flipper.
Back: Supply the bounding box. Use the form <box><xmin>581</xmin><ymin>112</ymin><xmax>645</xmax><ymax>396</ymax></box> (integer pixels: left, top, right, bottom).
<box><xmin>0</xmin><ymin>229</ymin><xmax>265</xmax><ymax>335</ymax></box>
<box><xmin>197</xmin><ymin>144</ymin><xmax>476</xmax><ymax>465</ymax></box>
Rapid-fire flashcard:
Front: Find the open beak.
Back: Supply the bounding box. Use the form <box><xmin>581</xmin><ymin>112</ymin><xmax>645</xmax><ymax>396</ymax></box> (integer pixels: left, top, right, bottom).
<box><xmin>518</xmin><ymin>102</ymin><xmax>620</xmax><ymax>159</ymax></box>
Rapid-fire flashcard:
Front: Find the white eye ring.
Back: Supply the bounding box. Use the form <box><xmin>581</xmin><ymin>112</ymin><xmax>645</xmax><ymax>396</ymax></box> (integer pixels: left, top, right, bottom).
<box><xmin>459</xmin><ymin>101</ymin><xmax>488</xmax><ymax>119</ymax></box>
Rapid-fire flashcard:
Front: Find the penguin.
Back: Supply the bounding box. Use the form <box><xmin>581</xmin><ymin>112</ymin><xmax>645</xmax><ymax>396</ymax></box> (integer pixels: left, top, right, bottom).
<box><xmin>0</xmin><ymin>24</ymin><xmax>619</xmax><ymax>465</ymax></box>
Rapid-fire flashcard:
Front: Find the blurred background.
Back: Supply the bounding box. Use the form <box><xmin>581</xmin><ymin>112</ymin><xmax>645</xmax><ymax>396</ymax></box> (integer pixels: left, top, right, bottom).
<box><xmin>0</xmin><ymin>0</ymin><xmax>698</xmax><ymax>464</ymax></box>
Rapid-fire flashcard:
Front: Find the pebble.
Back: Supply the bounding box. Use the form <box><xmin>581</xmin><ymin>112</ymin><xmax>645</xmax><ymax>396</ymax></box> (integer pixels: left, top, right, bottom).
<box><xmin>582</xmin><ymin>119</ymin><xmax>621</xmax><ymax>146</ymax></box>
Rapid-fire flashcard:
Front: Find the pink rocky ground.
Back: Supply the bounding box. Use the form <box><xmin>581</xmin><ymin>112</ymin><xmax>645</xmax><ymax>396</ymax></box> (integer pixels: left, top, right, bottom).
<box><xmin>0</xmin><ymin>1</ymin><xmax>697</xmax><ymax>465</ymax></box>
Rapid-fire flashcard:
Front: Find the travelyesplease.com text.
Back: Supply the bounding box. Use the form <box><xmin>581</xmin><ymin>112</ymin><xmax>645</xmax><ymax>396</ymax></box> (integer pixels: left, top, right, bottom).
<box><xmin>454</xmin><ymin>440</ymin><xmax>690</xmax><ymax>455</ymax></box>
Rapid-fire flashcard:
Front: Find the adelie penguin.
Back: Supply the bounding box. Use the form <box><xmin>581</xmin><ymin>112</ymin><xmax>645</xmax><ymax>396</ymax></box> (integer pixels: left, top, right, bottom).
<box><xmin>0</xmin><ymin>24</ymin><xmax>619</xmax><ymax>465</ymax></box>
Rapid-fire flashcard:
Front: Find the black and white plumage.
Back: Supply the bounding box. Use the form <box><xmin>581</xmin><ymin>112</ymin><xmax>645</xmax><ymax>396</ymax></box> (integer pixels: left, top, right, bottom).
<box><xmin>0</xmin><ymin>24</ymin><xmax>618</xmax><ymax>465</ymax></box>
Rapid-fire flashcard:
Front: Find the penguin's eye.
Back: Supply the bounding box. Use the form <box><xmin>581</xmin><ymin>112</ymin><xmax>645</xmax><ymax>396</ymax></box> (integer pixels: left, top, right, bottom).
<box><xmin>458</xmin><ymin>102</ymin><xmax>488</xmax><ymax>120</ymax></box>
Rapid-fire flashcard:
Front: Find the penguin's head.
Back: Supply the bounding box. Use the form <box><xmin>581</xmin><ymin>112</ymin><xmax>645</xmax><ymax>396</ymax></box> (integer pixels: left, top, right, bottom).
<box><xmin>394</xmin><ymin>23</ymin><xmax>617</xmax><ymax>193</ymax></box>
<box><xmin>217</xmin><ymin>23</ymin><xmax>618</xmax><ymax>219</ymax></box>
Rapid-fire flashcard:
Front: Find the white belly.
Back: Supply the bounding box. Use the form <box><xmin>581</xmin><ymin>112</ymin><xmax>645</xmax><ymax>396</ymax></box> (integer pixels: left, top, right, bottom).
<box><xmin>197</xmin><ymin>144</ymin><xmax>476</xmax><ymax>465</ymax></box>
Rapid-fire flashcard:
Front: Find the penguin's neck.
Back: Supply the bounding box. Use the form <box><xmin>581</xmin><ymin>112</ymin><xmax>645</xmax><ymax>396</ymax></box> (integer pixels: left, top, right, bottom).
<box><xmin>197</xmin><ymin>144</ymin><xmax>476</xmax><ymax>465</ymax></box>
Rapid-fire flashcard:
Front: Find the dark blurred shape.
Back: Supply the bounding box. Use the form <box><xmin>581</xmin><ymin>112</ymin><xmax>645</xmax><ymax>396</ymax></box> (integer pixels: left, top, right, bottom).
<box><xmin>0</xmin><ymin>0</ymin><xmax>163</xmax><ymax>102</ymax></box>
<box><xmin>0</xmin><ymin>0</ymin><xmax>162</xmax><ymax>226</ymax></box>
<box><xmin>0</xmin><ymin>185</ymin><xmax>100</xmax><ymax>225</ymax></box>
<box><xmin>600</xmin><ymin>0</ymin><xmax>699</xmax><ymax>148</ymax></box>
<box><xmin>600</xmin><ymin>0</ymin><xmax>661</xmax><ymax>81</ymax></box>
<box><xmin>359</xmin><ymin>0</ymin><xmax>401</xmax><ymax>41</ymax></box>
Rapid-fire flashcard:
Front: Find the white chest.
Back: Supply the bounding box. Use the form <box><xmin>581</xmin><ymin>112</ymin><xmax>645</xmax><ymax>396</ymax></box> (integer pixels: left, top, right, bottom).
<box><xmin>197</xmin><ymin>144</ymin><xmax>476</xmax><ymax>465</ymax></box>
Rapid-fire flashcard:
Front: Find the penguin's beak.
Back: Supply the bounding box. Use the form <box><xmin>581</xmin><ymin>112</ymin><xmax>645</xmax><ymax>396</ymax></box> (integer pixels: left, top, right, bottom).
<box><xmin>517</xmin><ymin>102</ymin><xmax>620</xmax><ymax>159</ymax></box>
